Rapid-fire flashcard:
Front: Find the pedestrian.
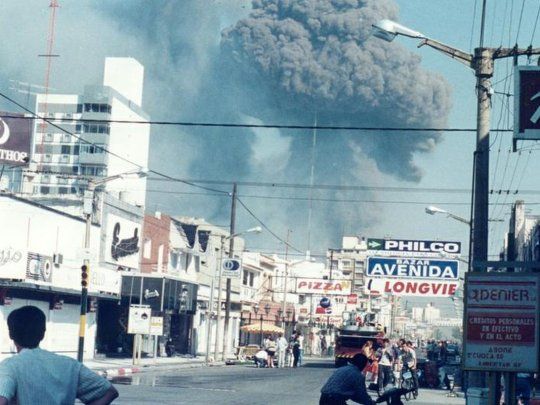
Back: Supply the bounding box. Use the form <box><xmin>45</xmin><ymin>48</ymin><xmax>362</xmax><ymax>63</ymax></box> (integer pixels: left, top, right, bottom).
<box><xmin>254</xmin><ymin>349</ymin><xmax>268</xmax><ymax>368</ymax></box>
<box><xmin>440</xmin><ymin>341</ymin><xmax>448</xmax><ymax>365</ymax></box>
<box><xmin>292</xmin><ymin>335</ymin><xmax>301</xmax><ymax>368</ymax></box>
<box><xmin>377</xmin><ymin>338</ymin><xmax>394</xmax><ymax>393</ymax></box>
<box><xmin>319</xmin><ymin>353</ymin><xmax>376</xmax><ymax>405</ymax></box>
<box><xmin>404</xmin><ymin>341</ymin><xmax>419</xmax><ymax>397</ymax></box>
<box><xmin>516</xmin><ymin>372</ymin><xmax>533</xmax><ymax>405</ymax></box>
<box><xmin>265</xmin><ymin>335</ymin><xmax>276</xmax><ymax>368</ymax></box>
<box><xmin>0</xmin><ymin>306</ymin><xmax>119</xmax><ymax>405</ymax></box>
<box><xmin>287</xmin><ymin>335</ymin><xmax>295</xmax><ymax>367</ymax></box>
<box><xmin>276</xmin><ymin>333</ymin><xmax>288</xmax><ymax>368</ymax></box>
<box><xmin>321</xmin><ymin>335</ymin><xmax>328</xmax><ymax>357</ymax></box>
<box><xmin>296</xmin><ymin>331</ymin><xmax>304</xmax><ymax>366</ymax></box>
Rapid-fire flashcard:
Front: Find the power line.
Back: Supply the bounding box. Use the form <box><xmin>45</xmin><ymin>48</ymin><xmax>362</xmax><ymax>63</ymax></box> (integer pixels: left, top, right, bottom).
<box><xmin>532</xmin><ymin>1</ymin><xmax>540</xmax><ymax>44</ymax></box>
<box><xmin>0</xmin><ymin>113</ymin><xmax>513</xmax><ymax>133</ymax></box>
<box><xmin>236</xmin><ymin>197</ymin><xmax>303</xmax><ymax>254</ymax></box>
<box><xmin>0</xmin><ymin>91</ymin><xmax>230</xmax><ymax>196</ymax></box>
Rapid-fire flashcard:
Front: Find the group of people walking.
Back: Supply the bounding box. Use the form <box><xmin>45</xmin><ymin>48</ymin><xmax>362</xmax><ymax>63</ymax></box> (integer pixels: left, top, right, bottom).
<box><xmin>253</xmin><ymin>331</ymin><xmax>304</xmax><ymax>368</ymax></box>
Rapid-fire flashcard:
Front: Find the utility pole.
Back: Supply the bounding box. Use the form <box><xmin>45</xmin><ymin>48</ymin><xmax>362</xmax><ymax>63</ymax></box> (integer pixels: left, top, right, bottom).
<box><xmin>280</xmin><ymin>230</ymin><xmax>291</xmax><ymax>328</ymax></box>
<box><xmin>222</xmin><ymin>183</ymin><xmax>237</xmax><ymax>360</ymax></box>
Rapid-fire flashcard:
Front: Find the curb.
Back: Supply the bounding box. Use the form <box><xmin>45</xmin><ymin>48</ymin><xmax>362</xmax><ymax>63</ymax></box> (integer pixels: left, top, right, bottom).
<box><xmin>94</xmin><ymin>360</ymin><xmax>226</xmax><ymax>378</ymax></box>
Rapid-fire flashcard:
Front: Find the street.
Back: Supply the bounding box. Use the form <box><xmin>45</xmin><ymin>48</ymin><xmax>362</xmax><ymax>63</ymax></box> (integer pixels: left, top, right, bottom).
<box><xmin>110</xmin><ymin>359</ymin><xmax>465</xmax><ymax>404</ymax></box>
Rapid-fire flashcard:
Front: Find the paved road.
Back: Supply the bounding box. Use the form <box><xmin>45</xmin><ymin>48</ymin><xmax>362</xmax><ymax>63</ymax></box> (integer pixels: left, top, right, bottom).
<box><xmin>110</xmin><ymin>359</ymin><xmax>465</xmax><ymax>404</ymax></box>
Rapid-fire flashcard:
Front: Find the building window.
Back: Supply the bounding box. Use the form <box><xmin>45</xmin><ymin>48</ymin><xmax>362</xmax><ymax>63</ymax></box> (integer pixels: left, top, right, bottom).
<box><xmin>170</xmin><ymin>252</ymin><xmax>178</xmax><ymax>269</ymax></box>
<box><xmin>61</xmin><ymin>145</ymin><xmax>71</xmax><ymax>154</ymax></box>
<box><xmin>249</xmin><ymin>272</ymin><xmax>254</xmax><ymax>287</ymax></box>
<box><xmin>80</xmin><ymin>144</ymin><xmax>104</xmax><ymax>154</ymax></box>
<box><xmin>58</xmin><ymin>187</ymin><xmax>68</xmax><ymax>194</ymax></box>
<box><xmin>82</xmin><ymin>123</ymin><xmax>109</xmax><ymax>134</ymax></box>
<box><xmin>40</xmin><ymin>186</ymin><xmax>50</xmax><ymax>195</ymax></box>
<box><xmin>84</xmin><ymin>103</ymin><xmax>111</xmax><ymax>114</ymax></box>
<box><xmin>77</xmin><ymin>104</ymin><xmax>83</xmax><ymax>113</ymax></box>
<box><xmin>75</xmin><ymin>124</ymin><xmax>82</xmax><ymax>133</ymax></box>
<box><xmin>70</xmin><ymin>187</ymin><xmax>78</xmax><ymax>194</ymax></box>
<box><xmin>143</xmin><ymin>239</ymin><xmax>152</xmax><ymax>259</ymax></box>
<box><xmin>243</xmin><ymin>270</ymin><xmax>248</xmax><ymax>286</ymax></box>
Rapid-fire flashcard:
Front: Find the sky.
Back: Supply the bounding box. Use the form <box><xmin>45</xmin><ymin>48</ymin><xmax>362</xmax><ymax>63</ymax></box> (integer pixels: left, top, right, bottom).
<box><xmin>1</xmin><ymin>0</ymin><xmax>539</xmax><ymax>315</ymax></box>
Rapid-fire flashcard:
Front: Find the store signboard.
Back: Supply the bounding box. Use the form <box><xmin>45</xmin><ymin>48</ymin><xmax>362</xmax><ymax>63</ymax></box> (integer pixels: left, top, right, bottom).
<box><xmin>104</xmin><ymin>213</ymin><xmax>141</xmax><ymax>270</ymax></box>
<box><xmin>128</xmin><ymin>305</ymin><xmax>151</xmax><ymax>335</ymax></box>
<box><xmin>365</xmin><ymin>277</ymin><xmax>459</xmax><ymax>297</ymax></box>
<box><xmin>295</xmin><ymin>278</ymin><xmax>351</xmax><ymax>295</ymax></box>
<box><xmin>0</xmin><ymin>113</ymin><xmax>31</xmax><ymax>166</ymax></box>
<box><xmin>0</xmin><ymin>247</ymin><xmax>26</xmax><ymax>280</ymax></box>
<box><xmin>366</xmin><ymin>257</ymin><xmax>459</xmax><ymax>280</ymax></box>
<box><xmin>463</xmin><ymin>273</ymin><xmax>540</xmax><ymax>372</ymax></box>
<box><xmin>149</xmin><ymin>317</ymin><xmax>164</xmax><ymax>336</ymax></box>
<box><xmin>222</xmin><ymin>258</ymin><xmax>242</xmax><ymax>279</ymax></box>
<box><xmin>514</xmin><ymin>66</ymin><xmax>540</xmax><ymax>141</ymax></box>
<box><xmin>367</xmin><ymin>238</ymin><xmax>461</xmax><ymax>256</ymax></box>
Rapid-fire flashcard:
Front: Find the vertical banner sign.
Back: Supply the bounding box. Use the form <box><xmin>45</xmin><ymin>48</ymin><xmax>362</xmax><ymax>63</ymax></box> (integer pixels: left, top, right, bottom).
<box><xmin>514</xmin><ymin>66</ymin><xmax>540</xmax><ymax>141</ymax></box>
<box><xmin>463</xmin><ymin>273</ymin><xmax>540</xmax><ymax>372</ymax></box>
<box><xmin>0</xmin><ymin>113</ymin><xmax>31</xmax><ymax>166</ymax></box>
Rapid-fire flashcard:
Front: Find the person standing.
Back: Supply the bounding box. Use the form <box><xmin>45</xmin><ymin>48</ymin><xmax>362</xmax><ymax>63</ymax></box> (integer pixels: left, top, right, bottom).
<box><xmin>276</xmin><ymin>333</ymin><xmax>288</xmax><ymax>368</ymax></box>
<box><xmin>265</xmin><ymin>336</ymin><xmax>277</xmax><ymax>368</ymax></box>
<box><xmin>405</xmin><ymin>341</ymin><xmax>419</xmax><ymax>397</ymax></box>
<box><xmin>0</xmin><ymin>306</ymin><xmax>118</xmax><ymax>405</ymax></box>
<box><xmin>292</xmin><ymin>334</ymin><xmax>301</xmax><ymax>368</ymax></box>
<box><xmin>297</xmin><ymin>331</ymin><xmax>304</xmax><ymax>366</ymax></box>
<box><xmin>320</xmin><ymin>335</ymin><xmax>328</xmax><ymax>357</ymax></box>
<box><xmin>287</xmin><ymin>334</ymin><xmax>295</xmax><ymax>367</ymax></box>
<box><xmin>319</xmin><ymin>354</ymin><xmax>376</xmax><ymax>405</ymax></box>
<box><xmin>377</xmin><ymin>339</ymin><xmax>394</xmax><ymax>392</ymax></box>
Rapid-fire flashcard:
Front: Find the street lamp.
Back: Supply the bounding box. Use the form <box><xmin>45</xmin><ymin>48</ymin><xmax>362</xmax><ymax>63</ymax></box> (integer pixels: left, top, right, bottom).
<box><xmin>425</xmin><ymin>206</ymin><xmax>471</xmax><ymax>226</ymax></box>
<box><xmin>373</xmin><ymin>16</ymin><xmax>540</xmax><ymax>402</ymax></box>
<box><xmin>77</xmin><ymin>167</ymin><xmax>148</xmax><ymax>362</ymax></box>
<box><xmin>209</xmin><ymin>226</ymin><xmax>262</xmax><ymax>362</ymax></box>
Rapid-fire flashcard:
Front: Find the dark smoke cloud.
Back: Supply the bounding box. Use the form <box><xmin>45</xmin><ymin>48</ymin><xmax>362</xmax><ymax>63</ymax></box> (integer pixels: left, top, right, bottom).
<box><xmin>221</xmin><ymin>0</ymin><xmax>451</xmax><ymax>180</ymax></box>
<box><xmin>99</xmin><ymin>0</ymin><xmax>452</xmax><ymax>251</ymax></box>
<box><xmin>0</xmin><ymin>0</ymin><xmax>452</xmax><ymax>252</ymax></box>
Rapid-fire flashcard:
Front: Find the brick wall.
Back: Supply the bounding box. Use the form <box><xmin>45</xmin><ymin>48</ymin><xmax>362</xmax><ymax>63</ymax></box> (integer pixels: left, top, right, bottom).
<box><xmin>141</xmin><ymin>213</ymin><xmax>171</xmax><ymax>273</ymax></box>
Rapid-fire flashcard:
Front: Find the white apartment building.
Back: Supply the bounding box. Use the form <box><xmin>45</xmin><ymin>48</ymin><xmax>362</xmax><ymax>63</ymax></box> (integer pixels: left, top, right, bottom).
<box><xmin>26</xmin><ymin>57</ymin><xmax>149</xmax><ymax>209</ymax></box>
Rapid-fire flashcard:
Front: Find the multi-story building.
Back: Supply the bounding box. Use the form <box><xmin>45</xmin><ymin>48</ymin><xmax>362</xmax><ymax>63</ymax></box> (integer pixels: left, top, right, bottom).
<box><xmin>23</xmin><ymin>57</ymin><xmax>149</xmax><ymax>210</ymax></box>
<box><xmin>327</xmin><ymin>236</ymin><xmax>370</xmax><ymax>310</ymax></box>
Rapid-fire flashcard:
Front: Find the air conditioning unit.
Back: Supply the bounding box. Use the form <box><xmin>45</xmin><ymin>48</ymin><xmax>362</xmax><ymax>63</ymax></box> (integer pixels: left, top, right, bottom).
<box><xmin>53</xmin><ymin>254</ymin><xmax>63</xmax><ymax>266</ymax></box>
<box><xmin>44</xmin><ymin>133</ymin><xmax>54</xmax><ymax>142</ymax></box>
<box><xmin>65</xmin><ymin>113</ymin><xmax>73</xmax><ymax>119</ymax></box>
<box><xmin>60</xmin><ymin>155</ymin><xmax>69</xmax><ymax>163</ymax></box>
<box><xmin>43</xmin><ymin>155</ymin><xmax>52</xmax><ymax>163</ymax></box>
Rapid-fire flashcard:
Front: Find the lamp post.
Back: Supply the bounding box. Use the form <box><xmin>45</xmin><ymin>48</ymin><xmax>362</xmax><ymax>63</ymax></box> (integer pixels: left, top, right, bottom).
<box><xmin>373</xmin><ymin>15</ymin><xmax>540</xmax><ymax>404</ymax></box>
<box><xmin>213</xmin><ymin>226</ymin><xmax>262</xmax><ymax>361</ymax></box>
<box><xmin>77</xmin><ymin>167</ymin><xmax>148</xmax><ymax>363</ymax></box>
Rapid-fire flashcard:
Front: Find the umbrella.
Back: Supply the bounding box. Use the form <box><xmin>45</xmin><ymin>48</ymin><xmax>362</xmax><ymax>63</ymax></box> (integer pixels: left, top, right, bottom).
<box><xmin>240</xmin><ymin>323</ymin><xmax>285</xmax><ymax>334</ymax></box>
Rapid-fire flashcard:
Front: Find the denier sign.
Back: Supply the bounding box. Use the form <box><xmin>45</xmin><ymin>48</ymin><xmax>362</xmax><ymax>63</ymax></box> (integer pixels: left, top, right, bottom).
<box><xmin>296</xmin><ymin>278</ymin><xmax>351</xmax><ymax>295</ymax></box>
<box><xmin>463</xmin><ymin>272</ymin><xmax>540</xmax><ymax>372</ymax></box>
<box><xmin>514</xmin><ymin>66</ymin><xmax>540</xmax><ymax>141</ymax></box>
<box><xmin>0</xmin><ymin>113</ymin><xmax>31</xmax><ymax>166</ymax></box>
<box><xmin>367</xmin><ymin>238</ymin><xmax>461</xmax><ymax>255</ymax></box>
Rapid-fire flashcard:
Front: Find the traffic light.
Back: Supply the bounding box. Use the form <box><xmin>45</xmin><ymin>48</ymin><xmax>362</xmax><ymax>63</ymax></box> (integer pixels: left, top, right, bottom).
<box><xmin>81</xmin><ymin>265</ymin><xmax>89</xmax><ymax>288</ymax></box>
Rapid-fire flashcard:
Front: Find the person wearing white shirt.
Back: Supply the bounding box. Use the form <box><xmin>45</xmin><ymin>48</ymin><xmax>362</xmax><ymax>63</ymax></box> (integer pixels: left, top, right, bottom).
<box><xmin>297</xmin><ymin>332</ymin><xmax>304</xmax><ymax>366</ymax></box>
<box><xmin>276</xmin><ymin>333</ymin><xmax>288</xmax><ymax>368</ymax></box>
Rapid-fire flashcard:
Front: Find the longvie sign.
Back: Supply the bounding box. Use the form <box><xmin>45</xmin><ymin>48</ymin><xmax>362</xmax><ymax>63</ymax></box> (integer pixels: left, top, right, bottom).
<box><xmin>365</xmin><ymin>278</ymin><xmax>458</xmax><ymax>297</ymax></box>
<box><xmin>295</xmin><ymin>278</ymin><xmax>351</xmax><ymax>295</ymax></box>
<box><xmin>463</xmin><ymin>273</ymin><xmax>540</xmax><ymax>372</ymax></box>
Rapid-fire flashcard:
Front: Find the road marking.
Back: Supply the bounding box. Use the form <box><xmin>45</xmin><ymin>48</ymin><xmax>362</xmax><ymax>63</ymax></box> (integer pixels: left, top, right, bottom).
<box><xmin>175</xmin><ymin>386</ymin><xmax>236</xmax><ymax>392</ymax></box>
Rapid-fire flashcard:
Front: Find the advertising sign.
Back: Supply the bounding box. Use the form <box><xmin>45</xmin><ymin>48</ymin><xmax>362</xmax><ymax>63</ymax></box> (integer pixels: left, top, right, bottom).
<box><xmin>0</xmin><ymin>113</ymin><xmax>31</xmax><ymax>166</ymax></box>
<box><xmin>222</xmin><ymin>258</ymin><xmax>242</xmax><ymax>279</ymax></box>
<box><xmin>514</xmin><ymin>66</ymin><xmax>540</xmax><ymax>141</ymax></box>
<box><xmin>347</xmin><ymin>294</ymin><xmax>358</xmax><ymax>305</ymax></box>
<box><xmin>367</xmin><ymin>238</ymin><xmax>461</xmax><ymax>256</ymax></box>
<box><xmin>0</xmin><ymin>247</ymin><xmax>26</xmax><ymax>280</ymax></box>
<box><xmin>105</xmin><ymin>213</ymin><xmax>141</xmax><ymax>270</ymax></box>
<box><xmin>463</xmin><ymin>273</ymin><xmax>540</xmax><ymax>372</ymax></box>
<box><xmin>128</xmin><ymin>305</ymin><xmax>151</xmax><ymax>335</ymax></box>
<box><xmin>149</xmin><ymin>316</ymin><xmax>164</xmax><ymax>336</ymax></box>
<box><xmin>365</xmin><ymin>278</ymin><xmax>459</xmax><ymax>297</ymax></box>
<box><xmin>295</xmin><ymin>278</ymin><xmax>351</xmax><ymax>295</ymax></box>
<box><xmin>366</xmin><ymin>257</ymin><xmax>459</xmax><ymax>280</ymax></box>
<box><xmin>26</xmin><ymin>252</ymin><xmax>53</xmax><ymax>283</ymax></box>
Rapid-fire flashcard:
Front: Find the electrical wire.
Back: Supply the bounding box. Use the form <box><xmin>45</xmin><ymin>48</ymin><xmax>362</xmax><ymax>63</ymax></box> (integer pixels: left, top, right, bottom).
<box><xmin>469</xmin><ymin>0</ymin><xmax>479</xmax><ymax>52</ymax></box>
<box><xmin>0</xmin><ymin>113</ymin><xmax>513</xmax><ymax>134</ymax></box>
<box><xmin>0</xmin><ymin>91</ymin><xmax>230</xmax><ymax>195</ymax></box>
<box><xmin>532</xmin><ymin>1</ymin><xmax>540</xmax><ymax>44</ymax></box>
<box><xmin>515</xmin><ymin>0</ymin><xmax>527</xmax><ymax>44</ymax></box>
<box><xmin>236</xmin><ymin>197</ymin><xmax>302</xmax><ymax>254</ymax></box>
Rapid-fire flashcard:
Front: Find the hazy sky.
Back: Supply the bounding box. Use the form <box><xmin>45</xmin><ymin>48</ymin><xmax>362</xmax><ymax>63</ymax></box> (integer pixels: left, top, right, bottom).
<box><xmin>0</xmin><ymin>0</ymin><xmax>539</xmax><ymax>274</ymax></box>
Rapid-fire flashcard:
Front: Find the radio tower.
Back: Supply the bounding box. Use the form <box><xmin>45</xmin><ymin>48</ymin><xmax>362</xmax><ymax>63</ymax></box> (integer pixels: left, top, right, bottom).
<box><xmin>37</xmin><ymin>0</ymin><xmax>60</xmax><ymax>170</ymax></box>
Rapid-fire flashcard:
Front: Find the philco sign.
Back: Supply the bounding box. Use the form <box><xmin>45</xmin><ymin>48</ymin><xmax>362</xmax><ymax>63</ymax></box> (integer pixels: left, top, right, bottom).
<box><xmin>0</xmin><ymin>113</ymin><xmax>31</xmax><ymax>166</ymax></box>
<box><xmin>295</xmin><ymin>278</ymin><xmax>351</xmax><ymax>295</ymax></box>
<box><xmin>514</xmin><ymin>66</ymin><xmax>540</xmax><ymax>141</ymax></box>
<box><xmin>367</xmin><ymin>238</ymin><xmax>461</xmax><ymax>256</ymax></box>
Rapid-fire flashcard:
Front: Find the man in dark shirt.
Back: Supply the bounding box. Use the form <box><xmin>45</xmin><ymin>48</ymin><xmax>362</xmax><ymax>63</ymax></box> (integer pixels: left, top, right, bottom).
<box><xmin>320</xmin><ymin>354</ymin><xmax>375</xmax><ymax>405</ymax></box>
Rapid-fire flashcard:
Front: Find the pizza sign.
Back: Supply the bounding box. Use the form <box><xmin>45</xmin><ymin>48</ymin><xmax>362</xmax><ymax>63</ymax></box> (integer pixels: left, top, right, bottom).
<box><xmin>295</xmin><ymin>278</ymin><xmax>351</xmax><ymax>295</ymax></box>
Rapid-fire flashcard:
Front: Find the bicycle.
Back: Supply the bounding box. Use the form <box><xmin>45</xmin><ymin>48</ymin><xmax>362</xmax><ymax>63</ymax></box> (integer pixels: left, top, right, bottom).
<box><xmin>400</xmin><ymin>368</ymin><xmax>417</xmax><ymax>401</ymax></box>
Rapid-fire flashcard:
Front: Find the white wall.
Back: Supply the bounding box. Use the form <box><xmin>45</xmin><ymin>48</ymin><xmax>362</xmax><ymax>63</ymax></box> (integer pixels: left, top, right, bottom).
<box><xmin>106</xmin><ymin>97</ymin><xmax>149</xmax><ymax>207</ymax></box>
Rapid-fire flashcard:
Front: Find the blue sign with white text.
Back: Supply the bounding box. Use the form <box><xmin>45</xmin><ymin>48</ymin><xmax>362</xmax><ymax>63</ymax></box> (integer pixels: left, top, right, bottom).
<box><xmin>366</xmin><ymin>257</ymin><xmax>459</xmax><ymax>280</ymax></box>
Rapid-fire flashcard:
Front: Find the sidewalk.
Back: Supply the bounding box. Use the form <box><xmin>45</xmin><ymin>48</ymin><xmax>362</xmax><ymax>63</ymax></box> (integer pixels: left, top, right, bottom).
<box><xmin>85</xmin><ymin>355</ymin><xmax>223</xmax><ymax>378</ymax></box>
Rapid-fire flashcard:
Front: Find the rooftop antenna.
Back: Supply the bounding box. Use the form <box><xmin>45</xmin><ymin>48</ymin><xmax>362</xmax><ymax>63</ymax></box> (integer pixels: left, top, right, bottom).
<box><xmin>37</xmin><ymin>0</ymin><xmax>60</xmax><ymax>170</ymax></box>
